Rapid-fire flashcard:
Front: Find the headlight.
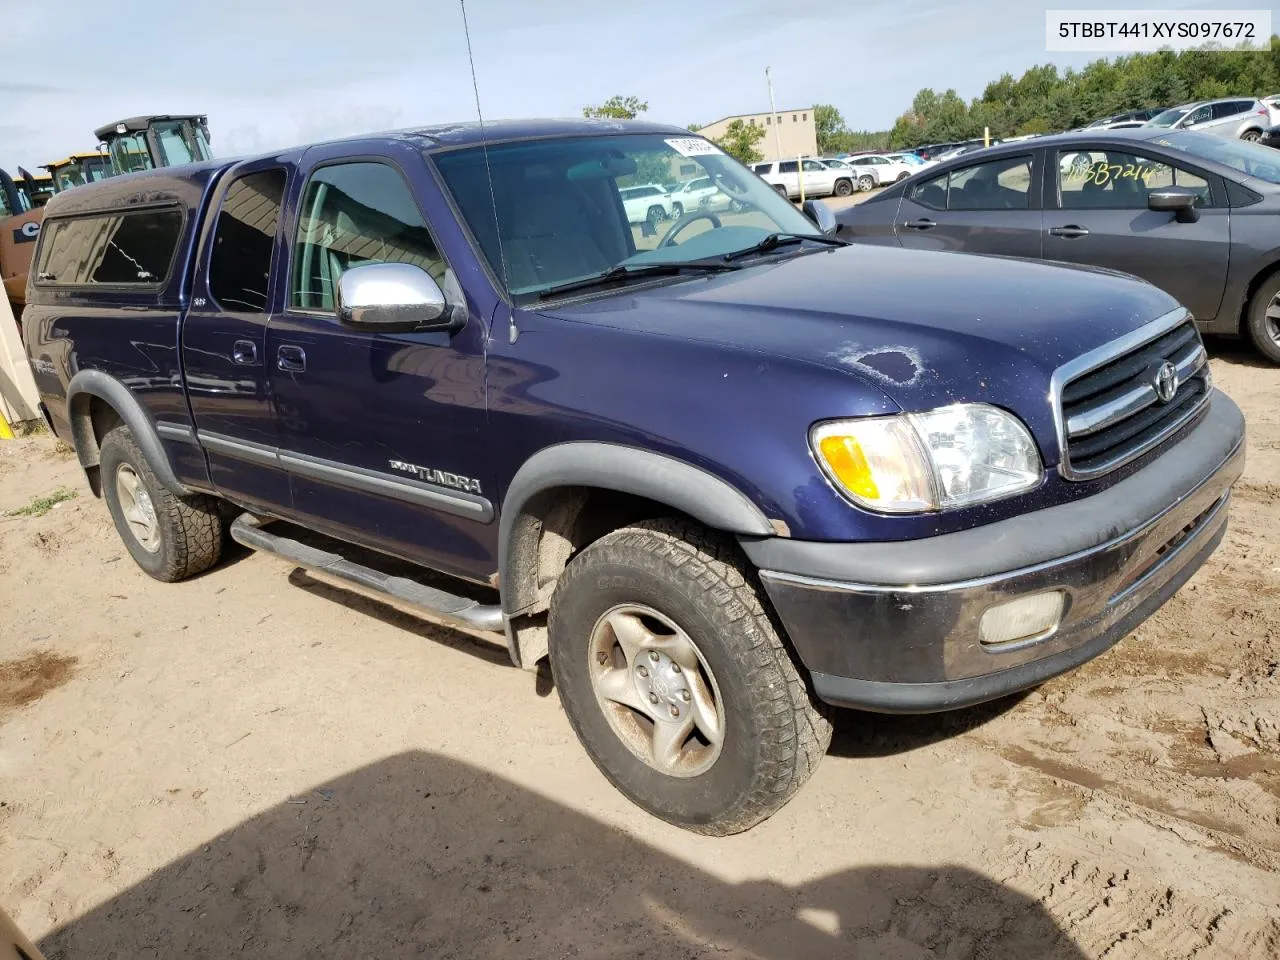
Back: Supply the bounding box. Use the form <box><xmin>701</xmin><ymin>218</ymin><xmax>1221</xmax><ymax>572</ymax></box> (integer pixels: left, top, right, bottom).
<box><xmin>812</xmin><ymin>403</ymin><xmax>1042</xmax><ymax>513</ymax></box>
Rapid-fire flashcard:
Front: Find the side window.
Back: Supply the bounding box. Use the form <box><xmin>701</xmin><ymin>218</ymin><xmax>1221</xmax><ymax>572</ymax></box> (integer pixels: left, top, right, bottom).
<box><xmin>290</xmin><ymin>161</ymin><xmax>443</xmax><ymax>312</ymax></box>
<box><xmin>909</xmin><ymin>171</ymin><xmax>949</xmax><ymax>210</ymax></box>
<box><xmin>802</xmin><ymin>160</ymin><xmax>826</xmax><ymax>172</ymax></box>
<box><xmin>1185</xmin><ymin>106</ymin><xmax>1212</xmax><ymax>126</ymax></box>
<box><xmin>948</xmin><ymin>156</ymin><xmax>1032</xmax><ymax>210</ymax></box>
<box><xmin>108</xmin><ymin>132</ymin><xmax>152</xmax><ymax>174</ymax></box>
<box><xmin>1059</xmin><ymin>150</ymin><xmax>1210</xmax><ymax>209</ymax></box>
<box><xmin>778</xmin><ymin>160</ymin><xmax>798</xmax><ymax>174</ymax></box>
<box><xmin>753</xmin><ymin>164</ymin><xmax>771</xmax><ymax>174</ymax></box>
<box><xmin>36</xmin><ymin>208</ymin><xmax>183</xmax><ymax>286</ymax></box>
<box><xmin>209</xmin><ymin>169</ymin><xmax>286</xmax><ymax>313</ymax></box>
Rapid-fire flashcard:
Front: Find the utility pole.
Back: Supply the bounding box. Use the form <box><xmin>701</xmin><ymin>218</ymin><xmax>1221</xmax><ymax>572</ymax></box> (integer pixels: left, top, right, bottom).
<box><xmin>765</xmin><ymin>66</ymin><xmax>783</xmax><ymax>161</ymax></box>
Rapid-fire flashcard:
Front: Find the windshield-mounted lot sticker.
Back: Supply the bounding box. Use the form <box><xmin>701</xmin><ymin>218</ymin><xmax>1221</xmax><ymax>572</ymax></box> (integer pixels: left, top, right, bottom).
<box><xmin>666</xmin><ymin>138</ymin><xmax>724</xmax><ymax>158</ymax></box>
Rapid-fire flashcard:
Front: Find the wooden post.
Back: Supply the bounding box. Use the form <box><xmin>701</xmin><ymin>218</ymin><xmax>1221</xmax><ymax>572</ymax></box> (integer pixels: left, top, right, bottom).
<box><xmin>0</xmin><ymin>291</ymin><xmax>40</xmax><ymax>432</ymax></box>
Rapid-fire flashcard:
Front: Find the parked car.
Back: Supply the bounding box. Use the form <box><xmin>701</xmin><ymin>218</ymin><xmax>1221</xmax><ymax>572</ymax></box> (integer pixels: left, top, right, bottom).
<box><xmin>1087</xmin><ymin>108</ymin><xmax>1166</xmax><ymax>128</ymax></box>
<box><xmin>886</xmin><ymin>152</ymin><xmax>938</xmax><ymax>170</ymax></box>
<box><xmin>1261</xmin><ymin>94</ymin><xmax>1280</xmax><ymax>126</ymax></box>
<box><xmin>25</xmin><ymin>118</ymin><xmax>1243</xmax><ymax>835</ymax></box>
<box><xmin>846</xmin><ymin>153</ymin><xmax>919</xmax><ymax>181</ymax></box>
<box><xmin>821</xmin><ymin>157</ymin><xmax>880</xmax><ymax>191</ymax></box>
<box><xmin>618</xmin><ymin>183</ymin><xmax>676</xmax><ymax>226</ymax></box>
<box><xmin>838</xmin><ymin>127</ymin><xmax>1280</xmax><ymax>361</ymax></box>
<box><xmin>1145</xmin><ymin>98</ymin><xmax>1271</xmax><ymax>141</ymax></box>
<box><xmin>1259</xmin><ymin>123</ymin><xmax>1280</xmax><ymax>149</ymax></box>
<box><xmin>751</xmin><ymin>158</ymin><xmax>855</xmax><ymax>198</ymax></box>
<box><xmin>668</xmin><ymin>175</ymin><xmax>735</xmax><ymax>215</ymax></box>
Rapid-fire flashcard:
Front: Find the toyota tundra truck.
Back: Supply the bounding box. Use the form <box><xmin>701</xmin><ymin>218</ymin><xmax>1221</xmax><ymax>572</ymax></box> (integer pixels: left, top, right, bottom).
<box><xmin>23</xmin><ymin>119</ymin><xmax>1245</xmax><ymax>835</ymax></box>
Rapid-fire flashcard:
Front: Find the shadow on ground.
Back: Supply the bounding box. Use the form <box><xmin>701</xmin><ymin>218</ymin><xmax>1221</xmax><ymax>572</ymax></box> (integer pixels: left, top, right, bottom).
<box><xmin>37</xmin><ymin>750</ymin><xmax>1084</xmax><ymax>959</ymax></box>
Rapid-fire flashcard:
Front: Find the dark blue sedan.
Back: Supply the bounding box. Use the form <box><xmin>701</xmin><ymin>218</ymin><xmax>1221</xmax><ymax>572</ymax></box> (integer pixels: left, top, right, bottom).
<box><xmin>837</xmin><ymin>129</ymin><xmax>1280</xmax><ymax>362</ymax></box>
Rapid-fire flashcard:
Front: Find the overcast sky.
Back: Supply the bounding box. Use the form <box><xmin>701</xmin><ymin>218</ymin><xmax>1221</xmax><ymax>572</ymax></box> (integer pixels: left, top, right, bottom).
<box><xmin>1</xmin><ymin>0</ymin><xmax>1272</xmax><ymax>171</ymax></box>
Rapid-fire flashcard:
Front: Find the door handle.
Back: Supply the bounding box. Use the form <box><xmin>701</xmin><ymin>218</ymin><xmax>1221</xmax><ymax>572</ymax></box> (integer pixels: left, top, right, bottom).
<box><xmin>277</xmin><ymin>345</ymin><xmax>307</xmax><ymax>373</ymax></box>
<box><xmin>903</xmin><ymin>218</ymin><xmax>935</xmax><ymax>230</ymax></box>
<box><xmin>231</xmin><ymin>340</ymin><xmax>258</xmax><ymax>365</ymax></box>
<box><xmin>1049</xmin><ymin>225</ymin><xmax>1090</xmax><ymax>238</ymax></box>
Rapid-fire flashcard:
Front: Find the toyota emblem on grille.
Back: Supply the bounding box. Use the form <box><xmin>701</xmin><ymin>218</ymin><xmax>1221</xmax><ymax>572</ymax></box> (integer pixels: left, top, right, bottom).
<box><xmin>1153</xmin><ymin>361</ymin><xmax>1179</xmax><ymax>403</ymax></box>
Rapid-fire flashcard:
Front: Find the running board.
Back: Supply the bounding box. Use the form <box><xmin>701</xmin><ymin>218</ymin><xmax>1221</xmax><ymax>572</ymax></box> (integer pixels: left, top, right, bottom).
<box><xmin>229</xmin><ymin>514</ymin><xmax>505</xmax><ymax>634</ymax></box>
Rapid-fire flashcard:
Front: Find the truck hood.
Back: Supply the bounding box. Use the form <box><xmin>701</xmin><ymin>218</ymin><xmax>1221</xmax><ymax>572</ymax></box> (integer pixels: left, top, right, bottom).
<box><xmin>540</xmin><ymin>243</ymin><xmax>1181</xmax><ymax>415</ymax></box>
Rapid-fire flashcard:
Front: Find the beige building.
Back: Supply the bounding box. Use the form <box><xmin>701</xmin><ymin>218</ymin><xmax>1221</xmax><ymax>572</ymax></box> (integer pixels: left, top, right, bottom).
<box><xmin>698</xmin><ymin>108</ymin><xmax>818</xmax><ymax>162</ymax></box>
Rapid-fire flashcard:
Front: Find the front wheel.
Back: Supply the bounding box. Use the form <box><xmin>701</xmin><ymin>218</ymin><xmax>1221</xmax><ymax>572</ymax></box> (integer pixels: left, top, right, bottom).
<box><xmin>671</xmin><ymin>201</ymin><xmax>684</xmax><ymax>219</ymax></box>
<box><xmin>646</xmin><ymin>205</ymin><xmax>665</xmax><ymax>228</ymax></box>
<box><xmin>549</xmin><ymin>519</ymin><xmax>832</xmax><ymax>835</ymax></box>
<box><xmin>858</xmin><ymin>174</ymin><xmax>875</xmax><ymax>192</ymax></box>
<box><xmin>100</xmin><ymin>423</ymin><xmax>225</xmax><ymax>581</ymax></box>
<box><xmin>895</xmin><ymin>171</ymin><xmax>910</xmax><ymax>182</ymax></box>
<box><xmin>1245</xmin><ymin>271</ymin><xmax>1280</xmax><ymax>364</ymax></box>
<box><xmin>833</xmin><ymin>178</ymin><xmax>853</xmax><ymax>197</ymax></box>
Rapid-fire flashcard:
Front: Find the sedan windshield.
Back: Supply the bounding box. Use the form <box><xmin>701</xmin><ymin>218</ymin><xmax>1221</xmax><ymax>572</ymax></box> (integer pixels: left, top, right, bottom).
<box><xmin>1155</xmin><ymin>131</ymin><xmax>1280</xmax><ymax>184</ymax></box>
<box><xmin>432</xmin><ymin>133</ymin><xmax>819</xmax><ymax>301</ymax></box>
<box><xmin>1148</xmin><ymin>107</ymin><xmax>1189</xmax><ymax>128</ymax></box>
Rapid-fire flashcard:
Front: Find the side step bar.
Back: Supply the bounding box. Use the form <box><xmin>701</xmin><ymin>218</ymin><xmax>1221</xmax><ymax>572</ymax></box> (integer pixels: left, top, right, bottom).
<box><xmin>229</xmin><ymin>514</ymin><xmax>505</xmax><ymax>634</ymax></box>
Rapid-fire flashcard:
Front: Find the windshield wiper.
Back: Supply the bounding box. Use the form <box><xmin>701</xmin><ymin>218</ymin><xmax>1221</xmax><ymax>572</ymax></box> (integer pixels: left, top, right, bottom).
<box><xmin>537</xmin><ymin>261</ymin><xmax>740</xmax><ymax>299</ymax></box>
<box><xmin>722</xmin><ymin>232</ymin><xmax>850</xmax><ymax>262</ymax></box>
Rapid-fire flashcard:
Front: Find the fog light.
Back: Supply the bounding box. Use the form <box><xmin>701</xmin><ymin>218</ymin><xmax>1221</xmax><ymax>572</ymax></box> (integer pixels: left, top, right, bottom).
<box><xmin>979</xmin><ymin>592</ymin><xmax>1065</xmax><ymax>646</ymax></box>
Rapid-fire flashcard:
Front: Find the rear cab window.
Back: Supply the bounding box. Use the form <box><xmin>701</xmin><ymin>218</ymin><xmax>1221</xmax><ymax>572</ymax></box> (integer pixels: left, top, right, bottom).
<box><xmin>208</xmin><ymin>169</ymin><xmax>287</xmax><ymax>313</ymax></box>
<box><xmin>36</xmin><ymin>207</ymin><xmax>184</xmax><ymax>286</ymax></box>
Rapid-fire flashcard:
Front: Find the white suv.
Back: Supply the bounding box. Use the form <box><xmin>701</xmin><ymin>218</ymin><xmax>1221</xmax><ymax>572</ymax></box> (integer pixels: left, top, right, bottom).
<box><xmin>846</xmin><ymin>153</ymin><xmax>917</xmax><ymax>183</ymax></box>
<box><xmin>751</xmin><ymin>158</ymin><xmax>855</xmax><ymax>199</ymax></box>
<box><xmin>618</xmin><ymin>184</ymin><xmax>676</xmax><ymax>226</ymax></box>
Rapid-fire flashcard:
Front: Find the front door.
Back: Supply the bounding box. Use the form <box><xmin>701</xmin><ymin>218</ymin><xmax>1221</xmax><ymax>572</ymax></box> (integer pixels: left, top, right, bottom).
<box><xmin>184</xmin><ymin>160</ymin><xmax>293</xmax><ymax>512</ymax></box>
<box><xmin>895</xmin><ymin>152</ymin><xmax>1043</xmax><ymax>257</ymax></box>
<box><xmin>266</xmin><ymin>151</ymin><xmax>496</xmax><ymax>583</ymax></box>
<box><xmin>1043</xmin><ymin>146</ymin><xmax>1230</xmax><ymax>321</ymax></box>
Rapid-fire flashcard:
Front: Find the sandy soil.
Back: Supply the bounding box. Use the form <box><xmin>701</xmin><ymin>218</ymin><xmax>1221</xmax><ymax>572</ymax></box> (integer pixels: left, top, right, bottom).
<box><xmin>1</xmin><ymin>343</ymin><xmax>1278</xmax><ymax>958</ymax></box>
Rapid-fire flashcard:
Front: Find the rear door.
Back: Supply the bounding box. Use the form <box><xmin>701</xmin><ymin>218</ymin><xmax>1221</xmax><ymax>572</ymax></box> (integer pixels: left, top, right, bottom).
<box><xmin>1042</xmin><ymin>145</ymin><xmax>1230</xmax><ymax>321</ymax></box>
<box><xmin>775</xmin><ymin>160</ymin><xmax>800</xmax><ymax>197</ymax></box>
<box><xmin>184</xmin><ymin>158</ymin><xmax>294</xmax><ymax>511</ymax></box>
<box><xmin>894</xmin><ymin>152</ymin><xmax>1043</xmax><ymax>256</ymax></box>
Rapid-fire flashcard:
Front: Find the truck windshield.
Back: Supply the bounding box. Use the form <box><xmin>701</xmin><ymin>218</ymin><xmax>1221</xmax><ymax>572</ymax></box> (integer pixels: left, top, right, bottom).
<box><xmin>432</xmin><ymin>133</ymin><xmax>819</xmax><ymax>301</ymax></box>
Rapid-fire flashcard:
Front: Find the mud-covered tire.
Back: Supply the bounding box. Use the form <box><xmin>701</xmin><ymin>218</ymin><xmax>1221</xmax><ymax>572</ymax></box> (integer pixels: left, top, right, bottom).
<box><xmin>99</xmin><ymin>424</ymin><xmax>224</xmax><ymax>582</ymax></box>
<box><xmin>1245</xmin><ymin>271</ymin><xmax>1280</xmax><ymax>365</ymax></box>
<box><xmin>548</xmin><ymin>518</ymin><xmax>832</xmax><ymax>835</ymax></box>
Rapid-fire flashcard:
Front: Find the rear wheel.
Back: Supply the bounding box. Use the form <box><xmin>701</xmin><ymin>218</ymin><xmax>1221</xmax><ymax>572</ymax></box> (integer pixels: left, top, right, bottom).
<box><xmin>1241</xmin><ymin>129</ymin><xmax>1263</xmax><ymax>143</ymax></box>
<box><xmin>549</xmin><ymin>519</ymin><xmax>832</xmax><ymax>835</ymax></box>
<box><xmin>646</xmin><ymin>205</ymin><xmax>665</xmax><ymax>228</ymax></box>
<box><xmin>671</xmin><ymin>201</ymin><xmax>684</xmax><ymax>219</ymax></box>
<box><xmin>100</xmin><ymin>424</ymin><xmax>225</xmax><ymax>582</ymax></box>
<box><xmin>774</xmin><ymin>184</ymin><xmax>788</xmax><ymax>197</ymax></box>
<box><xmin>833</xmin><ymin>178</ymin><xmax>853</xmax><ymax>197</ymax></box>
<box><xmin>858</xmin><ymin>174</ymin><xmax>875</xmax><ymax>192</ymax></box>
<box><xmin>1245</xmin><ymin>272</ymin><xmax>1280</xmax><ymax>364</ymax></box>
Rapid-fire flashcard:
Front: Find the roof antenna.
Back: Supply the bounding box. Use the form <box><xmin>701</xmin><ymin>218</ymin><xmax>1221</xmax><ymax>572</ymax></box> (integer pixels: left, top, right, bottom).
<box><xmin>459</xmin><ymin>0</ymin><xmax>517</xmax><ymax>344</ymax></box>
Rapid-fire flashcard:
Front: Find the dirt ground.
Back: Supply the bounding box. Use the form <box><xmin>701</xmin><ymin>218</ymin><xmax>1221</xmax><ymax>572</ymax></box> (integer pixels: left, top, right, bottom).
<box><xmin>1</xmin><ymin>341</ymin><xmax>1279</xmax><ymax>958</ymax></box>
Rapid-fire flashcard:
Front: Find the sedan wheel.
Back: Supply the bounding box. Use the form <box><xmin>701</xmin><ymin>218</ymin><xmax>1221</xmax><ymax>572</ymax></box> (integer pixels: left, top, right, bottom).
<box><xmin>1242</xmin><ymin>130</ymin><xmax>1263</xmax><ymax>143</ymax></box>
<box><xmin>1245</xmin><ymin>273</ymin><xmax>1280</xmax><ymax>364</ymax></box>
<box><xmin>858</xmin><ymin>175</ymin><xmax>875</xmax><ymax>192</ymax></box>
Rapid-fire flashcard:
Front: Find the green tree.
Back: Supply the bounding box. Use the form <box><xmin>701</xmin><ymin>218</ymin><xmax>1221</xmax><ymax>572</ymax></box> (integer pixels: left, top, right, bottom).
<box><xmin>813</xmin><ymin>104</ymin><xmax>849</xmax><ymax>154</ymax></box>
<box><xmin>714</xmin><ymin>119</ymin><xmax>767</xmax><ymax>164</ymax></box>
<box><xmin>583</xmin><ymin>95</ymin><xmax>649</xmax><ymax>120</ymax></box>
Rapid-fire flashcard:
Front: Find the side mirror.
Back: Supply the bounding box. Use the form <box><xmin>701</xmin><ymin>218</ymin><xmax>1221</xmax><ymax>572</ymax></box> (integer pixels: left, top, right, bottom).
<box><xmin>803</xmin><ymin>198</ymin><xmax>838</xmax><ymax>236</ymax></box>
<box><xmin>336</xmin><ymin>262</ymin><xmax>461</xmax><ymax>332</ymax></box>
<box><xmin>1147</xmin><ymin>186</ymin><xmax>1201</xmax><ymax>223</ymax></box>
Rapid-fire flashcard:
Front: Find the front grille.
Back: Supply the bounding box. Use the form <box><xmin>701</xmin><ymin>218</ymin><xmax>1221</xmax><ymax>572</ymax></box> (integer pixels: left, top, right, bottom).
<box><xmin>1058</xmin><ymin>318</ymin><xmax>1210</xmax><ymax>479</ymax></box>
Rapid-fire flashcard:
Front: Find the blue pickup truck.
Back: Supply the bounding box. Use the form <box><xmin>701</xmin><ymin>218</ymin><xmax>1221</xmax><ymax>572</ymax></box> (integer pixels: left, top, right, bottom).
<box><xmin>23</xmin><ymin>119</ymin><xmax>1244</xmax><ymax>834</ymax></box>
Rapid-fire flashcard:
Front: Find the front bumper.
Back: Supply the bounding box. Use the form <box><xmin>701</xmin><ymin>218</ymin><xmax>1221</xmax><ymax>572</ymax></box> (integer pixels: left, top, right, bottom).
<box><xmin>742</xmin><ymin>391</ymin><xmax>1245</xmax><ymax>714</ymax></box>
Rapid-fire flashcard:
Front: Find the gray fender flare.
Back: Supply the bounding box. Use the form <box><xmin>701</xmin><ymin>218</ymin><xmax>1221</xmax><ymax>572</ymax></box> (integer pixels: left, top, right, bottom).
<box><xmin>498</xmin><ymin>441</ymin><xmax>774</xmax><ymax>616</ymax></box>
<box><xmin>65</xmin><ymin>369</ymin><xmax>190</xmax><ymax>496</ymax></box>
